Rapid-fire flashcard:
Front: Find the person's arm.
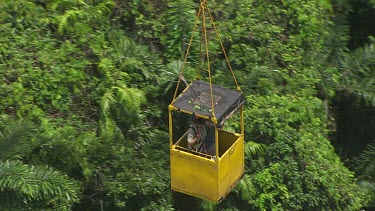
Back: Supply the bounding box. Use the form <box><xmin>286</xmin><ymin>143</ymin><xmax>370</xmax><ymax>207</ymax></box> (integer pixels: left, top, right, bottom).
<box><xmin>188</xmin><ymin>125</ymin><xmax>204</xmax><ymax>151</ymax></box>
<box><xmin>187</xmin><ymin>133</ymin><xmax>195</xmax><ymax>144</ymax></box>
<box><xmin>187</xmin><ymin>127</ymin><xmax>199</xmax><ymax>145</ymax></box>
<box><xmin>187</xmin><ymin>133</ymin><xmax>200</xmax><ymax>144</ymax></box>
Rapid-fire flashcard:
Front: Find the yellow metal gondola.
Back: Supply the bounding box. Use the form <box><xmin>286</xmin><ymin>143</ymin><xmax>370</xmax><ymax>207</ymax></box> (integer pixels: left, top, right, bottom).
<box><xmin>168</xmin><ymin>0</ymin><xmax>245</xmax><ymax>202</ymax></box>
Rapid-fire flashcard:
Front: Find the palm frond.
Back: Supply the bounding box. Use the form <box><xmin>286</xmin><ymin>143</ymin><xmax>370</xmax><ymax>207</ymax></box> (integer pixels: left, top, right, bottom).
<box><xmin>159</xmin><ymin>60</ymin><xmax>184</xmax><ymax>93</ymax></box>
<box><xmin>354</xmin><ymin>140</ymin><xmax>375</xmax><ymax>177</ymax></box>
<box><xmin>0</xmin><ymin>120</ymin><xmax>35</xmax><ymax>160</ymax></box>
<box><xmin>340</xmin><ymin>42</ymin><xmax>375</xmax><ymax>105</ymax></box>
<box><xmin>114</xmin><ymin>85</ymin><xmax>145</xmax><ymax>110</ymax></box>
<box><xmin>0</xmin><ymin>160</ymin><xmax>78</xmax><ymax>208</ymax></box>
<box><xmin>236</xmin><ymin>175</ymin><xmax>257</xmax><ymax>200</ymax></box>
<box><xmin>119</xmin><ymin>57</ymin><xmax>142</xmax><ymax>73</ymax></box>
<box><xmin>244</xmin><ymin>141</ymin><xmax>265</xmax><ymax>158</ymax></box>
<box><xmin>88</xmin><ymin>1</ymin><xmax>114</xmax><ymax>21</ymax></box>
<box><xmin>57</xmin><ymin>9</ymin><xmax>86</xmax><ymax>33</ymax></box>
<box><xmin>55</xmin><ymin>0</ymin><xmax>114</xmax><ymax>33</ymax></box>
<box><xmin>358</xmin><ymin>179</ymin><xmax>375</xmax><ymax>207</ymax></box>
<box><xmin>99</xmin><ymin>84</ymin><xmax>146</xmax><ymax>134</ymax></box>
<box><xmin>98</xmin><ymin>57</ymin><xmax>115</xmax><ymax>80</ymax></box>
<box><xmin>100</xmin><ymin>91</ymin><xmax>116</xmax><ymax>117</ymax></box>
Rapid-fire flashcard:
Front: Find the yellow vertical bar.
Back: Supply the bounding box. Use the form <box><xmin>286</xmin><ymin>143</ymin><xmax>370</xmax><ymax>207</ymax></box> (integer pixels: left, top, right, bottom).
<box><xmin>169</xmin><ymin>108</ymin><xmax>173</xmax><ymax>148</ymax></box>
<box><xmin>240</xmin><ymin>105</ymin><xmax>244</xmax><ymax>173</ymax></box>
<box><xmin>215</xmin><ymin>124</ymin><xmax>219</xmax><ymax>162</ymax></box>
<box><xmin>211</xmin><ymin>116</ymin><xmax>218</xmax><ymax>161</ymax></box>
<box><xmin>240</xmin><ymin>105</ymin><xmax>244</xmax><ymax>136</ymax></box>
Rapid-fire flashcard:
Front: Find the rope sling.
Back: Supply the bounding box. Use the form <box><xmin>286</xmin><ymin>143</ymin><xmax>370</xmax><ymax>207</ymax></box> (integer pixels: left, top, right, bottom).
<box><xmin>172</xmin><ymin>0</ymin><xmax>242</xmax><ymax>120</ymax></box>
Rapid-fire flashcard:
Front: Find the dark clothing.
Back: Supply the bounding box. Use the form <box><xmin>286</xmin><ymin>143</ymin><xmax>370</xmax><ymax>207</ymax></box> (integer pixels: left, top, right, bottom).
<box><xmin>187</xmin><ymin>124</ymin><xmax>207</xmax><ymax>151</ymax></box>
<box><xmin>187</xmin><ymin>122</ymin><xmax>216</xmax><ymax>156</ymax></box>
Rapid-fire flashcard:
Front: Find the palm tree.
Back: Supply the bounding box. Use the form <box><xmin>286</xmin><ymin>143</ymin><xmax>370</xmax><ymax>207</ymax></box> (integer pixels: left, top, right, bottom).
<box><xmin>96</xmin><ymin>54</ymin><xmax>146</xmax><ymax>136</ymax></box>
<box><xmin>0</xmin><ymin>119</ymin><xmax>79</xmax><ymax>210</ymax></box>
<box><xmin>354</xmin><ymin>140</ymin><xmax>375</xmax><ymax>207</ymax></box>
<box><xmin>99</xmin><ymin>81</ymin><xmax>146</xmax><ymax>135</ymax></box>
<box><xmin>339</xmin><ymin>43</ymin><xmax>375</xmax><ymax>106</ymax></box>
<box><xmin>52</xmin><ymin>0</ymin><xmax>115</xmax><ymax>34</ymax></box>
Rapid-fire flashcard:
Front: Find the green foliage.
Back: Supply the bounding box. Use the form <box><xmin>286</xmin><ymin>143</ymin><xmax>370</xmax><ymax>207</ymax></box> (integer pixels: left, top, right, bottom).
<box><xmin>0</xmin><ymin>160</ymin><xmax>79</xmax><ymax>210</ymax></box>
<box><xmin>207</xmin><ymin>0</ymin><xmax>333</xmax><ymax>95</ymax></box>
<box><xmin>0</xmin><ymin>118</ymin><xmax>36</xmax><ymax>160</ymax></box>
<box><xmin>104</xmin><ymin>31</ymin><xmax>165</xmax><ymax>91</ymax></box>
<box><xmin>358</xmin><ymin>179</ymin><xmax>375</xmax><ymax>208</ymax></box>
<box><xmin>1</xmin><ymin>0</ymin><xmax>374</xmax><ymax>210</ymax></box>
<box><xmin>93</xmin><ymin>32</ymin><xmax>165</xmax><ymax>135</ymax></box>
<box><xmin>116</xmin><ymin>0</ymin><xmax>167</xmax><ymax>45</ymax></box>
<box><xmin>354</xmin><ymin>141</ymin><xmax>375</xmax><ymax>177</ymax></box>
<box><xmin>236</xmin><ymin>94</ymin><xmax>364</xmax><ymax>210</ymax></box>
<box><xmin>32</xmin><ymin>126</ymin><xmax>95</xmax><ymax>182</ymax></box>
<box><xmin>354</xmin><ymin>141</ymin><xmax>375</xmax><ymax>206</ymax></box>
<box><xmin>50</xmin><ymin>0</ymin><xmax>114</xmax><ymax>34</ymax></box>
<box><xmin>0</xmin><ymin>0</ymin><xmax>99</xmax><ymax>127</ymax></box>
<box><xmin>99</xmin><ymin>83</ymin><xmax>146</xmax><ymax>133</ymax></box>
<box><xmin>244</xmin><ymin>141</ymin><xmax>265</xmax><ymax>158</ymax></box>
<box><xmin>338</xmin><ymin>41</ymin><xmax>375</xmax><ymax>106</ymax></box>
<box><xmin>0</xmin><ymin>118</ymin><xmax>79</xmax><ymax>210</ymax></box>
<box><xmin>160</xmin><ymin>0</ymin><xmax>196</xmax><ymax>60</ymax></box>
<box><xmin>81</xmin><ymin>129</ymin><xmax>172</xmax><ymax>210</ymax></box>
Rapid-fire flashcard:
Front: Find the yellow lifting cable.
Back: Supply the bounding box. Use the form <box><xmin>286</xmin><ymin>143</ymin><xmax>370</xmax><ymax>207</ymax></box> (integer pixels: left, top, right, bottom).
<box><xmin>172</xmin><ymin>0</ymin><xmax>242</xmax><ymax>119</ymax></box>
<box><xmin>172</xmin><ymin>5</ymin><xmax>202</xmax><ymax>101</ymax></box>
<box><xmin>197</xmin><ymin>18</ymin><xmax>204</xmax><ymax>81</ymax></box>
<box><xmin>201</xmin><ymin>0</ymin><xmax>216</xmax><ymax>119</ymax></box>
<box><xmin>205</xmin><ymin>4</ymin><xmax>242</xmax><ymax>92</ymax></box>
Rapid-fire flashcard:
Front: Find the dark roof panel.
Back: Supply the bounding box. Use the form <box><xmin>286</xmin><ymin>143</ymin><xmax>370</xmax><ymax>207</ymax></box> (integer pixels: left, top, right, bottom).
<box><xmin>173</xmin><ymin>80</ymin><xmax>244</xmax><ymax>123</ymax></box>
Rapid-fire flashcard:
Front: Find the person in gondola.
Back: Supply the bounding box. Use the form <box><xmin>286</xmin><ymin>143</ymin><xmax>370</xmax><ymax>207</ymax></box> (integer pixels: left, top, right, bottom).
<box><xmin>187</xmin><ymin>117</ymin><xmax>217</xmax><ymax>156</ymax></box>
<box><xmin>187</xmin><ymin>117</ymin><xmax>207</xmax><ymax>153</ymax></box>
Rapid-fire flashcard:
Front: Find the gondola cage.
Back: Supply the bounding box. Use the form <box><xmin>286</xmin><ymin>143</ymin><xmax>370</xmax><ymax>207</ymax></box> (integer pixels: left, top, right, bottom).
<box><xmin>168</xmin><ymin>0</ymin><xmax>245</xmax><ymax>202</ymax></box>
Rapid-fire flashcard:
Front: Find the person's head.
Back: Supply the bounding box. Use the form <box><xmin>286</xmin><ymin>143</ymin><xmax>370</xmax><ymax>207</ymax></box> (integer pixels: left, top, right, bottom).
<box><xmin>193</xmin><ymin>117</ymin><xmax>205</xmax><ymax>128</ymax></box>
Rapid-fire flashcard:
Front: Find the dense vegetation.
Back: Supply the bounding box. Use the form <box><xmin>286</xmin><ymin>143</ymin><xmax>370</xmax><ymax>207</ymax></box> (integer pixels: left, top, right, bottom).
<box><xmin>0</xmin><ymin>0</ymin><xmax>374</xmax><ymax>210</ymax></box>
